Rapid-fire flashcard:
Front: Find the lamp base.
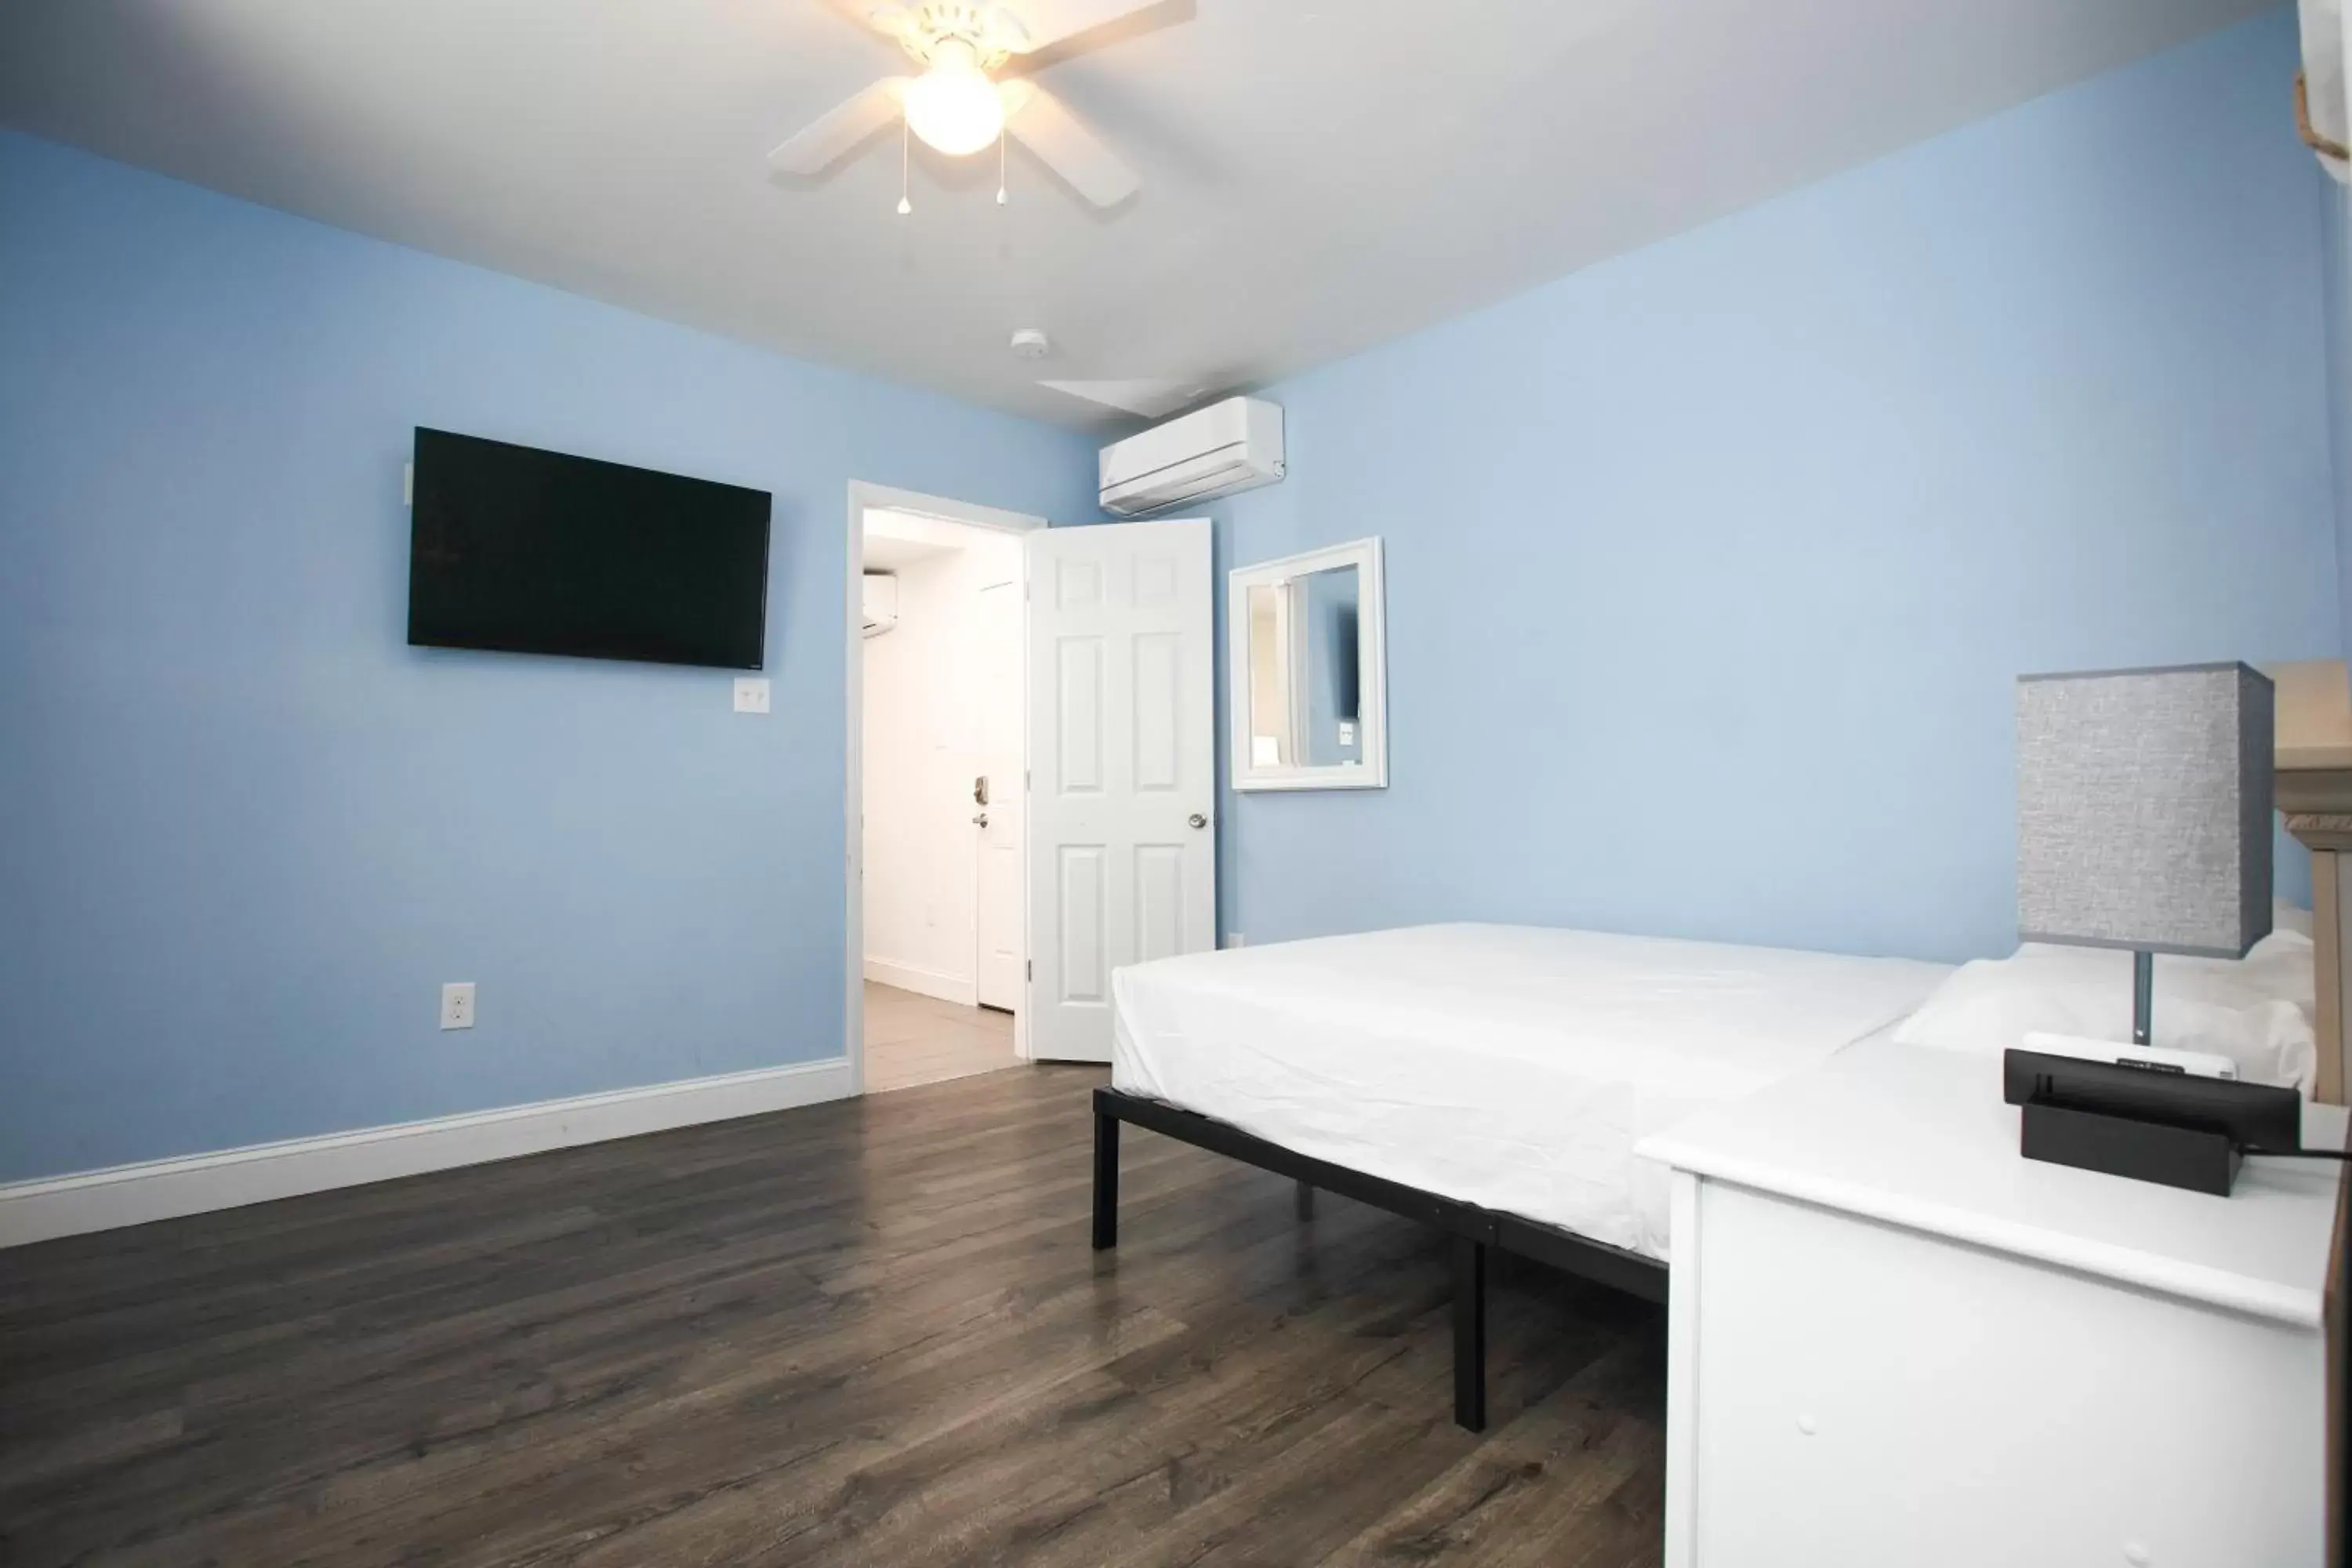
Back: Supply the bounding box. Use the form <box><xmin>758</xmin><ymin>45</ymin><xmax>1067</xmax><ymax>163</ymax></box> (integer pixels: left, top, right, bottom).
<box><xmin>2019</xmin><ymin>1100</ymin><xmax>2240</xmax><ymax>1196</ymax></box>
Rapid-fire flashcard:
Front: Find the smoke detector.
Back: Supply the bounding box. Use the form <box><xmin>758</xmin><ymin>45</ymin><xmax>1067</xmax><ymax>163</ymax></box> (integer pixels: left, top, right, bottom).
<box><xmin>1010</xmin><ymin>328</ymin><xmax>1051</xmax><ymax>360</ymax></box>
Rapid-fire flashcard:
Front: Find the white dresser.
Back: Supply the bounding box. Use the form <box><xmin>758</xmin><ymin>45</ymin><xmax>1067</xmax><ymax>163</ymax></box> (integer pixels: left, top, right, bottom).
<box><xmin>1639</xmin><ymin>1040</ymin><xmax>2347</xmax><ymax>1568</ymax></box>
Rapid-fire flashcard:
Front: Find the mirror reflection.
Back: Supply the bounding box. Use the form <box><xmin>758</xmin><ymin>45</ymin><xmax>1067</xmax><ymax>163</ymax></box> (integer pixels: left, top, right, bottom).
<box><xmin>1246</xmin><ymin>564</ymin><xmax>1363</xmax><ymax>771</ymax></box>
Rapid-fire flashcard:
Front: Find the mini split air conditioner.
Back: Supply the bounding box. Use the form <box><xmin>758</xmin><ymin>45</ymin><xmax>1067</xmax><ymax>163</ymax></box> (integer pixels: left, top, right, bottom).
<box><xmin>861</xmin><ymin>572</ymin><xmax>898</xmax><ymax>637</ymax></box>
<box><xmin>1098</xmin><ymin>396</ymin><xmax>1284</xmax><ymax>517</ymax></box>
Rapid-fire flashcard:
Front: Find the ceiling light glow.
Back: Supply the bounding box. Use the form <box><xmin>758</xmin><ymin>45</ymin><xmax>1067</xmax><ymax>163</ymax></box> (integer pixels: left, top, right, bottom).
<box><xmin>903</xmin><ymin>42</ymin><xmax>1004</xmax><ymax>157</ymax></box>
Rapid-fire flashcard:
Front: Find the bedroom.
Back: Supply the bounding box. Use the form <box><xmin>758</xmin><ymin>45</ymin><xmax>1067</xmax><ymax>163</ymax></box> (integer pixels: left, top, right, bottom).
<box><xmin>1</xmin><ymin>1</ymin><xmax>2347</xmax><ymax>1563</ymax></box>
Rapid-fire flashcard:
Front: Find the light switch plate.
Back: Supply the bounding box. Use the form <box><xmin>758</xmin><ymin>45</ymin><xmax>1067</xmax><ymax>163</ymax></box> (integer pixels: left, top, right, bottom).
<box><xmin>733</xmin><ymin>677</ymin><xmax>771</xmax><ymax>714</ymax></box>
<box><xmin>440</xmin><ymin>981</ymin><xmax>475</xmax><ymax>1031</ymax></box>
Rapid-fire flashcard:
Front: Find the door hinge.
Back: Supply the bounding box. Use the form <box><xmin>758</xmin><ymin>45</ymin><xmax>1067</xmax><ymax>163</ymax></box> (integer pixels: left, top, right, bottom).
<box><xmin>1026</xmin><ymin>959</ymin><xmax>1033</xmax><ymax>981</ymax></box>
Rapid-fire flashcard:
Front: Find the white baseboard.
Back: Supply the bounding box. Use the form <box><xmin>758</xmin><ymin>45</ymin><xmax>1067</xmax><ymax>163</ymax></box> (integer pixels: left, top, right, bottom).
<box><xmin>0</xmin><ymin>1057</ymin><xmax>854</xmax><ymax>1250</ymax></box>
<box><xmin>863</xmin><ymin>956</ymin><xmax>978</xmax><ymax>1007</ymax></box>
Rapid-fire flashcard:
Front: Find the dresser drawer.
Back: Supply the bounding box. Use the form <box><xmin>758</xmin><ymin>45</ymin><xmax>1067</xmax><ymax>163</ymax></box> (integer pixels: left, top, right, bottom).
<box><xmin>1686</xmin><ymin>1181</ymin><xmax>2326</xmax><ymax>1567</ymax></box>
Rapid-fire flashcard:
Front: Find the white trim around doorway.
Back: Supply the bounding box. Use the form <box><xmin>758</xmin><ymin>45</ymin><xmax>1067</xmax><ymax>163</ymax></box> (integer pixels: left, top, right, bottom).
<box><xmin>844</xmin><ymin>481</ymin><xmax>1046</xmax><ymax>1096</ymax></box>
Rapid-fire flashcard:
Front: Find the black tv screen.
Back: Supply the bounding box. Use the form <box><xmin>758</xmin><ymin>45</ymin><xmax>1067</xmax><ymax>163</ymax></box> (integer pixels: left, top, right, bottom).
<box><xmin>407</xmin><ymin>428</ymin><xmax>771</xmax><ymax>670</ymax></box>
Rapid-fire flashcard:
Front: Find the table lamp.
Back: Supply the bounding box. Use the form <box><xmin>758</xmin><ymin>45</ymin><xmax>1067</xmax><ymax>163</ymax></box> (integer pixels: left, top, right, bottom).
<box><xmin>2016</xmin><ymin>662</ymin><xmax>2275</xmax><ymax>1042</ymax></box>
<box><xmin>2009</xmin><ymin>662</ymin><xmax>2291</xmax><ymax>1194</ymax></box>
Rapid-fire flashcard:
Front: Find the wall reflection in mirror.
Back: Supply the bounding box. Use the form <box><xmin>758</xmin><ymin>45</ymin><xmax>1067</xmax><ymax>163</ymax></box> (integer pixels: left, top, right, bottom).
<box><xmin>1229</xmin><ymin>539</ymin><xmax>1386</xmax><ymax>791</ymax></box>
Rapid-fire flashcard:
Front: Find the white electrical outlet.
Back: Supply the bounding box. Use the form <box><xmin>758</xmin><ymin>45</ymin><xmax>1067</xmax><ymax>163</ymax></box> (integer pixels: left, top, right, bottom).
<box><xmin>440</xmin><ymin>981</ymin><xmax>476</xmax><ymax>1031</ymax></box>
<box><xmin>733</xmin><ymin>677</ymin><xmax>771</xmax><ymax>714</ymax></box>
<box><xmin>1223</xmin><ymin>932</ymin><xmax>1247</xmax><ymax>949</ymax></box>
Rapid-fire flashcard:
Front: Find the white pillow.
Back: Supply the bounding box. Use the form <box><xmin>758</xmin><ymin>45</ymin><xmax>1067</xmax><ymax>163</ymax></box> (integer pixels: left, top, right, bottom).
<box><xmin>2274</xmin><ymin>898</ymin><xmax>2315</xmax><ymax>940</ymax></box>
<box><xmin>1893</xmin><ymin>926</ymin><xmax>2316</xmax><ymax>1091</ymax></box>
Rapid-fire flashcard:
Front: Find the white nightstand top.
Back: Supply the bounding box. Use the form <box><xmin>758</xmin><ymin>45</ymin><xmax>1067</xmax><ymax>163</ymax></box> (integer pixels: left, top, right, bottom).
<box><xmin>1638</xmin><ymin>1040</ymin><xmax>2348</xmax><ymax>1327</ymax></box>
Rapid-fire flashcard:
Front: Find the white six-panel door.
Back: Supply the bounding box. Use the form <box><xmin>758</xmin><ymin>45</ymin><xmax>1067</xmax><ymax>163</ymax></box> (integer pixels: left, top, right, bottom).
<box><xmin>1025</xmin><ymin>520</ymin><xmax>1216</xmax><ymax>1062</ymax></box>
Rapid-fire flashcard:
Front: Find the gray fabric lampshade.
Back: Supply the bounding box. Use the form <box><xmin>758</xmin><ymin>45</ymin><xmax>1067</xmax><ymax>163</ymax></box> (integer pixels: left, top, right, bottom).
<box><xmin>2016</xmin><ymin>663</ymin><xmax>2274</xmax><ymax>958</ymax></box>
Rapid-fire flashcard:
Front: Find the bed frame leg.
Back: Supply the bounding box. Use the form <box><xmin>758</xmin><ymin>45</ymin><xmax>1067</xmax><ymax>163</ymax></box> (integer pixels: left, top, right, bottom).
<box><xmin>1294</xmin><ymin>1181</ymin><xmax>1316</xmax><ymax>1221</ymax></box>
<box><xmin>1091</xmin><ymin>1106</ymin><xmax>1120</xmax><ymax>1251</ymax></box>
<box><xmin>1453</xmin><ymin>1234</ymin><xmax>1487</xmax><ymax>1432</ymax></box>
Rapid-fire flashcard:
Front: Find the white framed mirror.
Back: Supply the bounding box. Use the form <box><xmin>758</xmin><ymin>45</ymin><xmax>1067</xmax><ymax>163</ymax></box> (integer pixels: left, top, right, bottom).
<box><xmin>1229</xmin><ymin>538</ymin><xmax>1387</xmax><ymax>791</ymax></box>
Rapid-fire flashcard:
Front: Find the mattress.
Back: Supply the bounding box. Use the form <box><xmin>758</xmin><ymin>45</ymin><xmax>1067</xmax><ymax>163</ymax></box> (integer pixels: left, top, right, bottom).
<box><xmin>1112</xmin><ymin>924</ymin><xmax>1951</xmax><ymax>1260</ymax></box>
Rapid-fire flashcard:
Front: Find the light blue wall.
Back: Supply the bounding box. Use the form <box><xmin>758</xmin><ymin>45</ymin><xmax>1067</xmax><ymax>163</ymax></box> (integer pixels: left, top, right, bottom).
<box><xmin>0</xmin><ymin>131</ymin><xmax>1099</xmax><ymax>1182</ymax></box>
<box><xmin>2326</xmin><ymin>178</ymin><xmax>2352</xmax><ymax>647</ymax></box>
<box><xmin>1214</xmin><ymin>11</ymin><xmax>2338</xmax><ymax>963</ymax></box>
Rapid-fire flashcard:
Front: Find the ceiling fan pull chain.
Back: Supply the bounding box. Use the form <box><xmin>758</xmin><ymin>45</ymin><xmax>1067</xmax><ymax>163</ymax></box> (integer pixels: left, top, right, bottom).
<box><xmin>996</xmin><ymin>125</ymin><xmax>1008</xmax><ymax>205</ymax></box>
<box><xmin>898</xmin><ymin>116</ymin><xmax>913</xmax><ymax>216</ymax></box>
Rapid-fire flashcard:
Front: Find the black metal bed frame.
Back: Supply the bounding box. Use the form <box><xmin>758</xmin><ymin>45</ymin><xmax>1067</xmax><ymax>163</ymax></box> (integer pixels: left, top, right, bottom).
<box><xmin>1090</xmin><ymin>1087</ymin><xmax>1667</xmax><ymax>1432</ymax></box>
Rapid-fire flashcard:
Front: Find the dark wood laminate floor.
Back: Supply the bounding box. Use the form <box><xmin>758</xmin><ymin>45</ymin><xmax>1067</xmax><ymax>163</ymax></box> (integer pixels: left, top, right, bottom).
<box><xmin>0</xmin><ymin>1066</ymin><xmax>1665</xmax><ymax>1566</ymax></box>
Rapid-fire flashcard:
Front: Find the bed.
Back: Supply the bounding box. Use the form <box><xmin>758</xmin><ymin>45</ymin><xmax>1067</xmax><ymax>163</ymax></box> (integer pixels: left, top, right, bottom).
<box><xmin>1090</xmin><ymin>924</ymin><xmax>1952</xmax><ymax>1429</ymax></box>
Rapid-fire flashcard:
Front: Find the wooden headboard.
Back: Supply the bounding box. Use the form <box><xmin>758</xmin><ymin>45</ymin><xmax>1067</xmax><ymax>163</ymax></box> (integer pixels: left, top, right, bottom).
<box><xmin>2274</xmin><ymin>659</ymin><xmax>2352</xmax><ymax>1105</ymax></box>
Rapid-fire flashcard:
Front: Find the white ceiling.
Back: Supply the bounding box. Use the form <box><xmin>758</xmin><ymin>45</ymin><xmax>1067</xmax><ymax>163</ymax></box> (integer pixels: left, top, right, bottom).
<box><xmin>0</xmin><ymin>0</ymin><xmax>2276</xmax><ymax>430</ymax></box>
<box><xmin>862</xmin><ymin>532</ymin><xmax>953</xmax><ymax>571</ymax></box>
<box><xmin>864</xmin><ymin>506</ymin><xmax>981</xmax><ymax>568</ymax></box>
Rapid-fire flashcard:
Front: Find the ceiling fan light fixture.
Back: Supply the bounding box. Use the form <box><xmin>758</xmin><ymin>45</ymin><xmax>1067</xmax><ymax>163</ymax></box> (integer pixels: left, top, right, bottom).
<box><xmin>902</xmin><ymin>41</ymin><xmax>1004</xmax><ymax>156</ymax></box>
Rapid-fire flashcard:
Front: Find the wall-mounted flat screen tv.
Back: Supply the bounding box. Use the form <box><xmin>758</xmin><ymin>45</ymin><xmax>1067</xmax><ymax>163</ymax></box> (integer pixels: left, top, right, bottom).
<box><xmin>408</xmin><ymin>428</ymin><xmax>771</xmax><ymax>670</ymax></box>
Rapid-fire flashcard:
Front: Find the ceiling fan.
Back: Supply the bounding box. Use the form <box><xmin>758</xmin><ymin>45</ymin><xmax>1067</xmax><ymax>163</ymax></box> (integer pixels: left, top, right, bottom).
<box><xmin>769</xmin><ymin>0</ymin><xmax>1162</xmax><ymax>211</ymax></box>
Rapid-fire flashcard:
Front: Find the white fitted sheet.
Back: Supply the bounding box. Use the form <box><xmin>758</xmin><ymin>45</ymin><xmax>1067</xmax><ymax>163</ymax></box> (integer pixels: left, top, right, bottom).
<box><xmin>1111</xmin><ymin>924</ymin><xmax>1951</xmax><ymax>1260</ymax></box>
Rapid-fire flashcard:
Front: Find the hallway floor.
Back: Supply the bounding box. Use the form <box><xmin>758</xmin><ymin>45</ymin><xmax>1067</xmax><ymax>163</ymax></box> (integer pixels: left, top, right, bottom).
<box><xmin>863</xmin><ymin>979</ymin><xmax>1019</xmax><ymax>1093</ymax></box>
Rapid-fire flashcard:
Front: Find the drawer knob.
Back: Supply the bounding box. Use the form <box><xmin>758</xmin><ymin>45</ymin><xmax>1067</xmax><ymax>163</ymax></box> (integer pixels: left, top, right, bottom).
<box><xmin>1794</xmin><ymin>1414</ymin><xmax>1817</xmax><ymax>1436</ymax></box>
<box><xmin>2122</xmin><ymin>1546</ymin><xmax>2151</xmax><ymax>1566</ymax></box>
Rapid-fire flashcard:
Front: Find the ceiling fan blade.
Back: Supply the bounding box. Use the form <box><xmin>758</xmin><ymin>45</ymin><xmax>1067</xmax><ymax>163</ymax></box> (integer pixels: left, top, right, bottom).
<box><xmin>1000</xmin><ymin>80</ymin><xmax>1138</xmax><ymax>208</ymax></box>
<box><xmin>994</xmin><ymin>0</ymin><xmax>1162</xmax><ymax>53</ymax></box>
<box><xmin>814</xmin><ymin>0</ymin><xmax>918</xmax><ymax>42</ymax></box>
<box><xmin>767</xmin><ymin>78</ymin><xmax>911</xmax><ymax>176</ymax></box>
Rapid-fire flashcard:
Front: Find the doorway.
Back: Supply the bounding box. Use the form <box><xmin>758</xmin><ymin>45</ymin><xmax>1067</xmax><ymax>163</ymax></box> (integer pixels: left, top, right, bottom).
<box><xmin>845</xmin><ymin>484</ymin><xmax>1042</xmax><ymax>1095</ymax></box>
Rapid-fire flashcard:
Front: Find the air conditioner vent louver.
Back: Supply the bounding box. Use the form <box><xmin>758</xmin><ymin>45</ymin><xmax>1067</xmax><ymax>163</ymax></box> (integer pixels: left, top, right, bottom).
<box><xmin>1099</xmin><ymin>397</ymin><xmax>1285</xmax><ymax>517</ymax></box>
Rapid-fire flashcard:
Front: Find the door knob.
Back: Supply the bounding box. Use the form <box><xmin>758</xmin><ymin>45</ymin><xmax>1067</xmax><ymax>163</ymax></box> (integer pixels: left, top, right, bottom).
<box><xmin>972</xmin><ymin>812</ymin><xmax>989</xmax><ymax>827</ymax></box>
<box><xmin>1188</xmin><ymin>812</ymin><xmax>1207</xmax><ymax>829</ymax></box>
